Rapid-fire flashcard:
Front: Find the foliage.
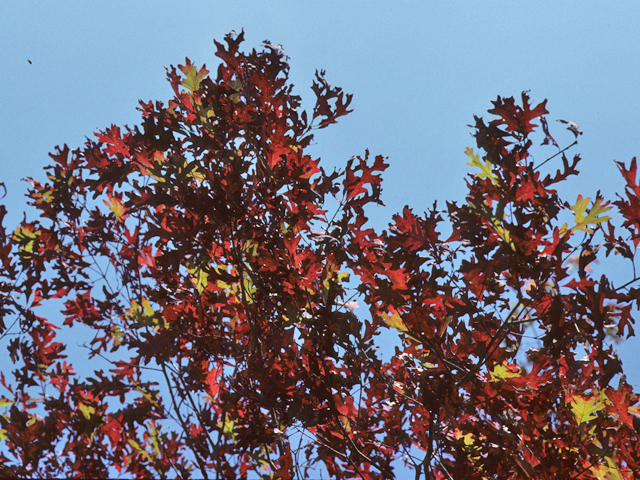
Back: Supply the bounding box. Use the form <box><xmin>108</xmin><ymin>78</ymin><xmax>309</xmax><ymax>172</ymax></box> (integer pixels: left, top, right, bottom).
<box><xmin>1</xmin><ymin>32</ymin><xmax>640</xmax><ymax>479</ymax></box>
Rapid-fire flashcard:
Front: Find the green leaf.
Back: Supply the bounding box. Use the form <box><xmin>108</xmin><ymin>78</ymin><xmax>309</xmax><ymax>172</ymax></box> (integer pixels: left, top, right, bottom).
<box><xmin>111</xmin><ymin>326</ymin><xmax>124</xmax><ymax>347</ymax></box>
<box><xmin>591</xmin><ymin>456</ymin><xmax>624</xmax><ymax>480</ymax></box>
<box><xmin>148</xmin><ymin>422</ymin><xmax>162</xmax><ymax>457</ymax></box>
<box><xmin>141</xmin><ymin>297</ymin><xmax>154</xmax><ymax>318</ymax></box>
<box><xmin>567</xmin><ymin>389</ymin><xmax>606</xmax><ymax>425</ymax></box>
<box><xmin>13</xmin><ymin>226</ymin><xmax>41</xmax><ymax>253</ymax></box>
<box><xmin>569</xmin><ymin>195</ymin><xmax>612</xmax><ymax>233</ymax></box>
<box><xmin>228</xmin><ymin>77</ymin><xmax>243</xmax><ymax>104</ymax></box>
<box><xmin>218</xmin><ymin>413</ymin><xmax>237</xmax><ymax>442</ymax></box>
<box><xmin>465</xmin><ymin>147</ymin><xmax>499</xmax><ymax>185</ymax></box>
<box><xmin>126</xmin><ymin>298</ymin><xmax>157</xmax><ymax>328</ymax></box>
<box><xmin>78</xmin><ymin>402</ymin><xmax>95</xmax><ymax>420</ymax></box>
<box><xmin>194</xmin><ymin>266</ymin><xmax>208</xmax><ymax>294</ymax></box>
<box><xmin>241</xmin><ymin>271</ymin><xmax>256</xmax><ymax>304</ymax></box>
<box><xmin>128</xmin><ymin>438</ymin><xmax>152</xmax><ymax>462</ymax></box>
<box><xmin>381</xmin><ymin>307</ymin><xmax>407</xmax><ymax>332</ymax></box>
<box><xmin>186</xmin><ymin>261</ymin><xmax>209</xmax><ymax>294</ymax></box>
<box><xmin>180</xmin><ymin>64</ymin><xmax>209</xmax><ymax>92</ymax></box>
<box><xmin>490</xmin><ymin>362</ymin><xmax>521</xmax><ymax>381</ymax></box>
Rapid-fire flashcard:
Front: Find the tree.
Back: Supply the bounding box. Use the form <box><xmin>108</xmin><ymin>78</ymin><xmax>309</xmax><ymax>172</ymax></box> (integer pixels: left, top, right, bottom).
<box><xmin>0</xmin><ymin>31</ymin><xmax>639</xmax><ymax>479</ymax></box>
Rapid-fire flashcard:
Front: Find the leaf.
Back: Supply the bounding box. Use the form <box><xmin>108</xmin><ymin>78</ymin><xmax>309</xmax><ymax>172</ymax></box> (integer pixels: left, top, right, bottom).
<box><xmin>105</xmin><ymin>195</ymin><xmax>126</xmax><ymax>223</ymax></box>
<box><xmin>558</xmin><ymin>119</ymin><xmax>583</xmax><ymax>138</ymax></box>
<box><xmin>469</xmin><ymin>200</ymin><xmax>516</xmax><ymax>250</ymax></box>
<box><xmin>78</xmin><ymin>402</ymin><xmax>95</xmax><ymax>420</ymax></box>
<box><xmin>465</xmin><ymin>147</ymin><xmax>499</xmax><ymax>185</ymax></box>
<box><xmin>241</xmin><ymin>271</ymin><xmax>256</xmax><ymax>304</ymax></box>
<box><xmin>380</xmin><ymin>306</ymin><xmax>407</xmax><ymax>333</ymax></box>
<box><xmin>567</xmin><ymin>389</ymin><xmax>606</xmax><ymax>425</ymax></box>
<box><xmin>13</xmin><ymin>225</ymin><xmax>41</xmax><ymax>253</ymax></box>
<box><xmin>460</xmin><ymin>432</ymin><xmax>475</xmax><ymax>447</ymax></box>
<box><xmin>179</xmin><ymin>62</ymin><xmax>209</xmax><ymax>92</ymax></box>
<box><xmin>540</xmin><ymin>116</ymin><xmax>559</xmax><ymax>148</ymax></box>
<box><xmin>0</xmin><ymin>398</ymin><xmax>13</xmax><ymax>408</ymax></box>
<box><xmin>228</xmin><ymin>77</ymin><xmax>243</xmax><ymax>104</ymax></box>
<box><xmin>186</xmin><ymin>261</ymin><xmax>209</xmax><ymax>294</ymax></box>
<box><xmin>219</xmin><ymin>413</ymin><xmax>237</xmax><ymax>442</ymax></box>
<box><xmin>205</xmin><ymin>366</ymin><xmax>221</xmax><ymax>399</ymax></box>
<box><xmin>344</xmin><ymin>153</ymin><xmax>388</xmax><ymax>203</ymax></box>
<box><xmin>490</xmin><ymin>362</ymin><xmax>521</xmax><ymax>382</ymax></box>
<box><xmin>569</xmin><ymin>195</ymin><xmax>612</xmax><ymax>233</ymax></box>
<box><xmin>111</xmin><ymin>326</ymin><xmax>124</xmax><ymax>347</ymax></box>
<box><xmin>590</xmin><ymin>456</ymin><xmax>624</xmax><ymax>480</ymax></box>
<box><xmin>128</xmin><ymin>438</ymin><xmax>152</xmax><ymax>462</ymax></box>
<box><xmin>126</xmin><ymin>298</ymin><xmax>160</xmax><ymax>328</ymax></box>
<box><xmin>488</xmin><ymin>91</ymin><xmax>548</xmax><ymax>135</ymax></box>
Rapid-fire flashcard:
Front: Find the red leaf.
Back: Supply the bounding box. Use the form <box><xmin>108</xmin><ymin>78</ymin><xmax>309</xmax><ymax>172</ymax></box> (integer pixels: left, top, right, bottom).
<box><xmin>488</xmin><ymin>91</ymin><xmax>548</xmax><ymax>136</ymax></box>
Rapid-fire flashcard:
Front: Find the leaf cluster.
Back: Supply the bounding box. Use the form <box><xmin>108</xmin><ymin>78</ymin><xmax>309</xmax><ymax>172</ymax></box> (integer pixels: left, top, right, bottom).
<box><xmin>0</xmin><ymin>34</ymin><xmax>639</xmax><ymax>479</ymax></box>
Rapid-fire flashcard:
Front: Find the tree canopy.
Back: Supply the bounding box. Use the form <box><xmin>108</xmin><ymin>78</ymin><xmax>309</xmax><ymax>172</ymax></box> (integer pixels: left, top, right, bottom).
<box><xmin>1</xmin><ymin>32</ymin><xmax>639</xmax><ymax>479</ymax></box>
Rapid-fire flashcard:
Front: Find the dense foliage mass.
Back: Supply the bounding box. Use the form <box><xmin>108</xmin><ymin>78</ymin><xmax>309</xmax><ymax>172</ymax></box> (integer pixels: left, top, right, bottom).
<box><xmin>1</xmin><ymin>32</ymin><xmax>640</xmax><ymax>479</ymax></box>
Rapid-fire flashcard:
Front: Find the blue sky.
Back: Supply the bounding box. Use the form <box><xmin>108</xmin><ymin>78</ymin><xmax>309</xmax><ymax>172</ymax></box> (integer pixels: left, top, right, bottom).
<box><xmin>2</xmin><ymin>0</ymin><xmax>639</xmax><ymax>415</ymax></box>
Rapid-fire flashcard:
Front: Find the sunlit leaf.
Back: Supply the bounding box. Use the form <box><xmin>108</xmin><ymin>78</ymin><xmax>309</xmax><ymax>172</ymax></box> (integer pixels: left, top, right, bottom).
<box><xmin>78</xmin><ymin>402</ymin><xmax>95</xmax><ymax>420</ymax></box>
<box><xmin>380</xmin><ymin>306</ymin><xmax>407</xmax><ymax>332</ymax></box>
<box><xmin>465</xmin><ymin>147</ymin><xmax>499</xmax><ymax>185</ymax></box>
<box><xmin>105</xmin><ymin>195</ymin><xmax>126</xmax><ymax>223</ymax></box>
<box><xmin>180</xmin><ymin>62</ymin><xmax>209</xmax><ymax>92</ymax></box>
<box><xmin>570</xmin><ymin>195</ymin><xmax>612</xmax><ymax>233</ymax></box>
<box><xmin>567</xmin><ymin>389</ymin><xmax>606</xmax><ymax>425</ymax></box>
<box><xmin>490</xmin><ymin>362</ymin><xmax>521</xmax><ymax>382</ymax></box>
<box><xmin>590</xmin><ymin>456</ymin><xmax>624</xmax><ymax>480</ymax></box>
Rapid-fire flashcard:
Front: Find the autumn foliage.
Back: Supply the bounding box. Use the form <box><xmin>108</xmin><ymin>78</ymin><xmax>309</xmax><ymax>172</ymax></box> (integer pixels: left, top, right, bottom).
<box><xmin>1</xmin><ymin>32</ymin><xmax>640</xmax><ymax>479</ymax></box>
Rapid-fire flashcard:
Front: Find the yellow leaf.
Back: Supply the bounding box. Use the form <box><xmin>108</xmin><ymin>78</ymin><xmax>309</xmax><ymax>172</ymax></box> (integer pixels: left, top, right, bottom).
<box><xmin>337</xmin><ymin>271</ymin><xmax>350</xmax><ymax>283</ymax></box>
<box><xmin>128</xmin><ymin>438</ymin><xmax>152</xmax><ymax>462</ymax></box>
<box><xmin>13</xmin><ymin>226</ymin><xmax>41</xmax><ymax>253</ymax></box>
<box><xmin>105</xmin><ymin>196</ymin><xmax>126</xmax><ymax>223</ymax></box>
<box><xmin>567</xmin><ymin>389</ymin><xmax>606</xmax><ymax>425</ymax></box>
<box><xmin>569</xmin><ymin>195</ymin><xmax>612</xmax><ymax>233</ymax></box>
<box><xmin>465</xmin><ymin>147</ymin><xmax>499</xmax><ymax>186</ymax></box>
<box><xmin>127</xmin><ymin>298</ymin><xmax>169</xmax><ymax>330</ymax></box>
<box><xmin>241</xmin><ymin>271</ymin><xmax>256</xmax><ymax>304</ymax></box>
<box><xmin>180</xmin><ymin>64</ymin><xmax>209</xmax><ymax>92</ymax></box>
<box><xmin>381</xmin><ymin>307</ymin><xmax>407</xmax><ymax>332</ymax></box>
<box><xmin>218</xmin><ymin>413</ymin><xmax>237</xmax><ymax>442</ymax></box>
<box><xmin>490</xmin><ymin>362</ymin><xmax>521</xmax><ymax>381</ymax></box>
<box><xmin>141</xmin><ymin>298</ymin><xmax>153</xmax><ymax>317</ymax></box>
<box><xmin>78</xmin><ymin>403</ymin><xmax>95</xmax><ymax>420</ymax></box>
<box><xmin>186</xmin><ymin>262</ymin><xmax>209</xmax><ymax>294</ymax></box>
<box><xmin>461</xmin><ymin>432</ymin><xmax>475</xmax><ymax>446</ymax></box>
<box><xmin>591</xmin><ymin>456</ymin><xmax>624</xmax><ymax>480</ymax></box>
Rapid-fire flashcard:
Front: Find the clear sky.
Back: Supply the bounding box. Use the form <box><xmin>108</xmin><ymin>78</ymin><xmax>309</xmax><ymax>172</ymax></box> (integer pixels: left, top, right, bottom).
<box><xmin>2</xmin><ymin>0</ymin><xmax>639</xmax><ymax>405</ymax></box>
